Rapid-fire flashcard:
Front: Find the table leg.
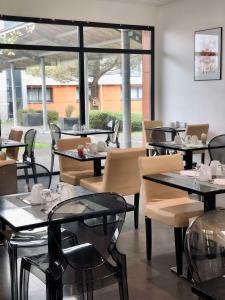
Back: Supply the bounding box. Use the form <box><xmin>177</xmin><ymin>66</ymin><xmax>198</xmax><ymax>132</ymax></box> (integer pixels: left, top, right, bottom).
<box><xmin>93</xmin><ymin>159</ymin><xmax>102</xmax><ymax>177</ymax></box>
<box><xmin>203</xmin><ymin>194</ymin><xmax>216</xmax><ymax>212</ymax></box>
<box><xmin>48</xmin><ymin>224</ymin><xmax>63</xmax><ymax>300</ymax></box>
<box><xmin>184</xmin><ymin>150</ymin><xmax>192</xmax><ymax>170</ymax></box>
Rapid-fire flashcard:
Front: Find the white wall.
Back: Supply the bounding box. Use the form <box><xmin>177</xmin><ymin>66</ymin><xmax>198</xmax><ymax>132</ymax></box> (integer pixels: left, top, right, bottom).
<box><xmin>158</xmin><ymin>0</ymin><xmax>225</xmax><ymax>136</ymax></box>
<box><xmin>0</xmin><ymin>0</ymin><xmax>157</xmax><ymax>26</ymax></box>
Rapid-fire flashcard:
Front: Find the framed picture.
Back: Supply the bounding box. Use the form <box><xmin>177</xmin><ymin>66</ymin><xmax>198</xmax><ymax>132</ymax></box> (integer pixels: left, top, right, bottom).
<box><xmin>194</xmin><ymin>27</ymin><xmax>222</xmax><ymax>80</ymax></box>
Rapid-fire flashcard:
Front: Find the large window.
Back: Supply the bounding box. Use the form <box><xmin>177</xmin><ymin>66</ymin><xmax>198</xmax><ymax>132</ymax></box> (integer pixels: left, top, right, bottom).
<box><xmin>27</xmin><ymin>87</ymin><xmax>52</xmax><ymax>103</ymax></box>
<box><xmin>0</xmin><ymin>16</ymin><xmax>154</xmax><ymax>170</ymax></box>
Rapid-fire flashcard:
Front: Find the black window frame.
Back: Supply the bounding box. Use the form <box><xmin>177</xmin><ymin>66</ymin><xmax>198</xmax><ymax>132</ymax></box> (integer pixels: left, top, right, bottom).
<box><xmin>0</xmin><ymin>15</ymin><xmax>155</xmax><ymax>123</ymax></box>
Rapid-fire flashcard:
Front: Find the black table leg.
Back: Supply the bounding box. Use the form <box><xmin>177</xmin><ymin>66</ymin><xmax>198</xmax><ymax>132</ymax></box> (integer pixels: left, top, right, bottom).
<box><xmin>203</xmin><ymin>194</ymin><xmax>216</xmax><ymax>212</ymax></box>
<box><xmin>93</xmin><ymin>159</ymin><xmax>102</xmax><ymax>177</ymax></box>
<box><xmin>184</xmin><ymin>150</ymin><xmax>192</xmax><ymax>170</ymax></box>
<box><xmin>48</xmin><ymin>224</ymin><xmax>63</xmax><ymax>300</ymax></box>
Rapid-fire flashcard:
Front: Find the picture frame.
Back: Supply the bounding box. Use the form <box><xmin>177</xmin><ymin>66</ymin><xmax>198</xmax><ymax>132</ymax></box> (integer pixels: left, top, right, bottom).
<box><xmin>194</xmin><ymin>27</ymin><xmax>222</xmax><ymax>81</ymax></box>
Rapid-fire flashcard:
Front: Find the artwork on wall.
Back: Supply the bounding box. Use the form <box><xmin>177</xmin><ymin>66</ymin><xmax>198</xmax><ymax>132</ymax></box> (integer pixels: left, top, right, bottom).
<box><xmin>194</xmin><ymin>27</ymin><xmax>222</xmax><ymax>80</ymax></box>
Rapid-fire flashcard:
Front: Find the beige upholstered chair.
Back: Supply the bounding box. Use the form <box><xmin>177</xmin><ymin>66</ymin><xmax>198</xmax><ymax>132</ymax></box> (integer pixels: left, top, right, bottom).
<box><xmin>6</xmin><ymin>129</ymin><xmax>23</xmax><ymax>160</ymax></box>
<box><xmin>57</xmin><ymin>137</ymin><xmax>94</xmax><ymax>185</ymax></box>
<box><xmin>143</xmin><ymin>120</ymin><xmax>163</xmax><ymax>155</ymax></box>
<box><xmin>80</xmin><ymin>147</ymin><xmax>146</xmax><ymax>228</ymax></box>
<box><xmin>186</xmin><ymin>124</ymin><xmax>209</xmax><ymax>163</ymax></box>
<box><xmin>0</xmin><ymin>152</ymin><xmax>6</xmax><ymax>160</ymax></box>
<box><xmin>139</xmin><ymin>154</ymin><xmax>203</xmax><ymax>275</ymax></box>
<box><xmin>0</xmin><ymin>159</ymin><xmax>17</xmax><ymax>196</ymax></box>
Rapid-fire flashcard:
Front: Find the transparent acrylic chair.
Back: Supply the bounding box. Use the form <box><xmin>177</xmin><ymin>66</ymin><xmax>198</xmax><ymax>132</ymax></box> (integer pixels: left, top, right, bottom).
<box><xmin>185</xmin><ymin>208</ymin><xmax>225</xmax><ymax>283</ymax></box>
<box><xmin>20</xmin><ymin>193</ymin><xmax>129</xmax><ymax>300</ymax></box>
<box><xmin>8</xmin><ymin>163</ymin><xmax>52</xmax><ymax>300</ymax></box>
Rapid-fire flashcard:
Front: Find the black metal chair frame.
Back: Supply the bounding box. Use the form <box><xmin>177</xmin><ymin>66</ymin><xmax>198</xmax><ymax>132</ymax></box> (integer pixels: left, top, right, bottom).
<box><xmin>49</xmin><ymin>123</ymin><xmax>61</xmax><ymax>186</ymax></box>
<box><xmin>208</xmin><ymin>134</ymin><xmax>225</xmax><ymax>164</ymax></box>
<box><xmin>105</xmin><ymin>119</ymin><xmax>120</xmax><ymax>148</ymax></box>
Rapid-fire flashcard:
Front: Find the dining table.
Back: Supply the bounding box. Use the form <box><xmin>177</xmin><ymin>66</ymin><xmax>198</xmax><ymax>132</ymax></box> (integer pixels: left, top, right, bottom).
<box><xmin>54</xmin><ymin>149</ymin><xmax>107</xmax><ymax>176</ymax></box>
<box><xmin>148</xmin><ymin>141</ymin><xmax>225</xmax><ymax>169</ymax></box>
<box><xmin>0</xmin><ymin>186</ymin><xmax>134</xmax><ymax>299</ymax></box>
<box><xmin>0</xmin><ymin>138</ymin><xmax>26</xmax><ymax>150</ymax></box>
<box><xmin>145</xmin><ymin>126</ymin><xmax>186</xmax><ymax>140</ymax></box>
<box><xmin>143</xmin><ymin>171</ymin><xmax>225</xmax><ymax>212</ymax></box>
<box><xmin>60</xmin><ymin>129</ymin><xmax>114</xmax><ymax>138</ymax></box>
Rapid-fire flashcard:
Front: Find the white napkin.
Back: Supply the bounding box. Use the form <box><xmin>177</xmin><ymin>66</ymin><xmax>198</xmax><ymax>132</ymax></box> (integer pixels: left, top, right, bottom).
<box><xmin>179</xmin><ymin>170</ymin><xmax>199</xmax><ymax>177</ymax></box>
<box><xmin>213</xmin><ymin>178</ymin><xmax>225</xmax><ymax>186</ymax></box>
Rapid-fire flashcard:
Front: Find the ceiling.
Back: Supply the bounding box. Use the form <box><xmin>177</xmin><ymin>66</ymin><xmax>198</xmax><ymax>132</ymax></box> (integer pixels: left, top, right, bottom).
<box><xmin>97</xmin><ymin>0</ymin><xmax>182</xmax><ymax>6</ymax></box>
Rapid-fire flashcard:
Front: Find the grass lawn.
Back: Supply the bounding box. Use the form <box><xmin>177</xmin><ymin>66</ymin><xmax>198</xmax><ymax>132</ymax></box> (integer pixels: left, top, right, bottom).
<box><xmin>35</xmin><ymin>143</ymin><xmax>51</xmax><ymax>149</ymax></box>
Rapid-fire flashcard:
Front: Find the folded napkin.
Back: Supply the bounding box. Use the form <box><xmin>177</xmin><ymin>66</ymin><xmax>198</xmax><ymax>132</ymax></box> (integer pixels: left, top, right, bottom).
<box><xmin>23</xmin><ymin>192</ymin><xmax>60</xmax><ymax>206</ymax></box>
<box><xmin>179</xmin><ymin>170</ymin><xmax>199</xmax><ymax>177</ymax></box>
<box><xmin>213</xmin><ymin>178</ymin><xmax>225</xmax><ymax>186</ymax></box>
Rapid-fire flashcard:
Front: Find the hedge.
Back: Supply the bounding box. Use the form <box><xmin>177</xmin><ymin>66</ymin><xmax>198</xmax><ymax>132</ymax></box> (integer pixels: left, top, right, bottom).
<box><xmin>17</xmin><ymin>109</ymin><xmax>59</xmax><ymax>125</ymax></box>
<box><xmin>89</xmin><ymin>111</ymin><xmax>142</xmax><ymax>131</ymax></box>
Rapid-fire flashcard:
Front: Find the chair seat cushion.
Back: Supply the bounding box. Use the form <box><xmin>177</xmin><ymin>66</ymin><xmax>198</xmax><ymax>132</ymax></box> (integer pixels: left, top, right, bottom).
<box><xmin>80</xmin><ymin>176</ymin><xmax>104</xmax><ymax>193</ymax></box>
<box><xmin>60</xmin><ymin>170</ymin><xmax>94</xmax><ymax>186</ymax></box>
<box><xmin>145</xmin><ymin>197</ymin><xmax>204</xmax><ymax>227</ymax></box>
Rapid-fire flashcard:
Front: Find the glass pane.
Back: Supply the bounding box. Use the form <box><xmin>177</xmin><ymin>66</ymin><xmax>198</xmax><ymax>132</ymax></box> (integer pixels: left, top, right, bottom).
<box><xmin>0</xmin><ymin>49</ymin><xmax>79</xmax><ymax>173</ymax></box>
<box><xmin>0</xmin><ymin>21</ymin><xmax>78</xmax><ymax>47</ymax></box>
<box><xmin>83</xmin><ymin>27</ymin><xmax>151</xmax><ymax>50</ymax></box>
<box><xmin>85</xmin><ymin>53</ymin><xmax>151</xmax><ymax>147</ymax></box>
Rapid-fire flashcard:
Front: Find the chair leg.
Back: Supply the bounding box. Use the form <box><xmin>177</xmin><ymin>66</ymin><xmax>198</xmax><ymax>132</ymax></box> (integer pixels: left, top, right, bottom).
<box><xmin>8</xmin><ymin>243</ymin><xmax>18</xmax><ymax>300</ymax></box>
<box><xmin>116</xmin><ymin>138</ymin><xmax>120</xmax><ymax>148</ymax></box>
<box><xmin>31</xmin><ymin>163</ymin><xmax>38</xmax><ymax>184</ymax></box>
<box><xmin>49</xmin><ymin>152</ymin><xmax>55</xmax><ymax>187</ymax></box>
<box><xmin>24</xmin><ymin>167</ymin><xmax>30</xmax><ymax>192</ymax></box>
<box><xmin>20</xmin><ymin>259</ymin><xmax>30</xmax><ymax>300</ymax></box>
<box><xmin>118</xmin><ymin>254</ymin><xmax>129</xmax><ymax>300</ymax></box>
<box><xmin>182</xmin><ymin>227</ymin><xmax>188</xmax><ymax>251</ymax></box>
<box><xmin>134</xmin><ymin>193</ymin><xmax>139</xmax><ymax>229</ymax></box>
<box><xmin>145</xmin><ymin>217</ymin><xmax>152</xmax><ymax>260</ymax></box>
<box><xmin>174</xmin><ymin>227</ymin><xmax>183</xmax><ymax>276</ymax></box>
<box><xmin>201</xmin><ymin>153</ymin><xmax>205</xmax><ymax>164</ymax></box>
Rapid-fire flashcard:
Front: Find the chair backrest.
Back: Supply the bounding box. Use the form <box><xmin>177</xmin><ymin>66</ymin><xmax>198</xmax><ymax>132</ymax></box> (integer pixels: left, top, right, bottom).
<box><xmin>151</xmin><ymin>127</ymin><xmax>176</xmax><ymax>143</ymax></box>
<box><xmin>139</xmin><ymin>154</ymin><xmax>188</xmax><ymax>207</ymax></box>
<box><xmin>6</xmin><ymin>128</ymin><xmax>23</xmax><ymax>160</ymax></box>
<box><xmin>0</xmin><ymin>159</ymin><xmax>17</xmax><ymax>196</ymax></box>
<box><xmin>23</xmin><ymin>129</ymin><xmax>37</xmax><ymax>162</ymax></box>
<box><xmin>49</xmin><ymin>123</ymin><xmax>61</xmax><ymax>150</ymax></box>
<box><xmin>57</xmin><ymin>137</ymin><xmax>93</xmax><ymax>172</ymax></box>
<box><xmin>102</xmin><ymin>147</ymin><xmax>146</xmax><ymax>196</ymax></box>
<box><xmin>106</xmin><ymin>120</ymin><xmax>120</xmax><ymax>146</ymax></box>
<box><xmin>185</xmin><ymin>209</ymin><xmax>225</xmax><ymax>283</ymax></box>
<box><xmin>17</xmin><ymin>163</ymin><xmax>51</xmax><ymax>193</ymax></box>
<box><xmin>186</xmin><ymin>124</ymin><xmax>209</xmax><ymax>139</ymax></box>
<box><xmin>208</xmin><ymin>134</ymin><xmax>225</xmax><ymax>164</ymax></box>
<box><xmin>48</xmin><ymin>193</ymin><xmax>127</xmax><ymax>271</ymax></box>
<box><xmin>143</xmin><ymin>120</ymin><xmax>163</xmax><ymax>143</ymax></box>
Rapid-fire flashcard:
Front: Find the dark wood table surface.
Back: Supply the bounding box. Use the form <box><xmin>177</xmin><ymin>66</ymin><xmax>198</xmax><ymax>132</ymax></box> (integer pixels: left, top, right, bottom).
<box><xmin>192</xmin><ymin>276</ymin><xmax>225</xmax><ymax>300</ymax></box>
<box><xmin>143</xmin><ymin>171</ymin><xmax>225</xmax><ymax>212</ymax></box>
<box><xmin>54</xmin><ymin>149</ymin><xmax>107</xmax><ymax>176</ymax></box>
<box><xmin>60</xmin><ymin>129</ymin><xmax>114</xmax><ymax>138</ymax></box>
<box><xmin>0</xmin><ymin>138</ymin><xmax>26</xmax><ymax>150</ymax></box>
<box><xmin>148</xmin><ymin>141</ymin><xmax>225</xmax><ymax>169</ymax></box>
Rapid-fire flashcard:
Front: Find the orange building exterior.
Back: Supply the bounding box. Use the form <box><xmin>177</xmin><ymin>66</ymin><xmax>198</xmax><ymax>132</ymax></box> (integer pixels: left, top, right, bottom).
<box><xmin>27</xmin><ymin>84</ymin><xmax>143</xmax><ymax>117</ymax></box>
